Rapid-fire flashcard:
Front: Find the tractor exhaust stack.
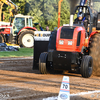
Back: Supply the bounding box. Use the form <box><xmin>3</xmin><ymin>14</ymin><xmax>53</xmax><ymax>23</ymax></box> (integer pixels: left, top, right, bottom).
<box><xmin>69</xmin><ymin>0</ymin><xmax>80</xmax><ymax>26</ymax></box>
<box><xmin>69</xmin><ymin>15</ymin><xmax>74</xmax><ymax>26</ymax></box>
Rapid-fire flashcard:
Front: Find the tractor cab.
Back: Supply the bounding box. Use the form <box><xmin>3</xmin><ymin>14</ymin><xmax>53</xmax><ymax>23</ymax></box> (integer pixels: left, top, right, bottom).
<box><xmin>12</xmin><ymin>14</ymin><xmax>33</xmax><ymax>35</ymax></box>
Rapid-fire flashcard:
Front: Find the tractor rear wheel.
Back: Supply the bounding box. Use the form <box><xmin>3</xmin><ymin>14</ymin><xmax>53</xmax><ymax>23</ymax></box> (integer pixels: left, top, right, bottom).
<box><xmin>81</xmin><ymin>55</ymin><xmax>93</xmax><ymax>78</ymax></box>
<box><xmin>90</xmin><ymin>33</ymin><xmax>100</xmax><ymax>76</ymax></box>
<box><xmin>0</xmin><ymin>34</ymin><xmax>4</xmax><ymax>43</ymax></box>
<box><xmin>39</xmin><ymin>52</ymin><xmax>49</xmax><ymax>74</ymax></box>
<box><xmin>18</xmin><ymin>30</ymin><xmax>34</xmax><ymax>48</ymax></box>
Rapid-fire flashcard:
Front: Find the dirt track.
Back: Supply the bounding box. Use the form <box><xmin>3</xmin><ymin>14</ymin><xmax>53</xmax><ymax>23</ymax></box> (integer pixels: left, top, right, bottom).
<box><xmin>0</xmin><ymin>57</ymin><xmax>100</xmax><ymax>100</ymax></box>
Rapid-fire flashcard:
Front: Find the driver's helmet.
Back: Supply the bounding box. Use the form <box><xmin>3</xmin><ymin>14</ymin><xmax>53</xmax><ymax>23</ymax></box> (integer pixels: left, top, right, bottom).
<box><xmin>77</xmin><ymin>12</ymin><xmax>84</xmax><ymax>21</ymax></box>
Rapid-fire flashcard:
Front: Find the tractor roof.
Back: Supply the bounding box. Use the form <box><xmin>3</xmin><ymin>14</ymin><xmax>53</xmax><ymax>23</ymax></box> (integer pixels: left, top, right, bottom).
<box><xmin>14</xmin><ymin>14</ymin><xmax>33</xmax><ymax>19</ymax></box>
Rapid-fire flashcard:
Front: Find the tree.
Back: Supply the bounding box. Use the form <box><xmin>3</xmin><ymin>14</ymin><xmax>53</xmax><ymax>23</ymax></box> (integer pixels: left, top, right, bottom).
<box><xmin>2</xmin><ymin>0</ymin><xmax>26</xmax><ymax>22</ymax></box>
<box><xmin>60</xmin><ymin>0</ymin><xmax>70</xmax><ymax>26</ymax></box>
<box><xmin>26</xmin><ymin>0</ymin><xmax>70</xmax><ymax>30</ymax></box>
<box><xmin>26</xmin><ymin>0</ymin><xmax>43</xmax><ymax>30</ymax></box>
<box><xmin>2</xmin><ymin>0</ymin><xmax>70</xmax><ymax>31</ymax></box>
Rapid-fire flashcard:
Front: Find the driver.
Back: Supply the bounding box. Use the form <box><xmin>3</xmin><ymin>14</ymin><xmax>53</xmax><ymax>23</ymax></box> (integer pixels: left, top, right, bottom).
<box><xmin>74</xmin><ymin>12</ymin><xmax>89</xmax><ymax>30</ymax></box>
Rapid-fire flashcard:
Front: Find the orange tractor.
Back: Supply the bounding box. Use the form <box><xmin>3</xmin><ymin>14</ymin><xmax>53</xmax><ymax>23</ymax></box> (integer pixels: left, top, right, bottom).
<box><xmin>34</xmin><ymin>0</ymin><xmax>100</xmax><ymax>77</ymax></box>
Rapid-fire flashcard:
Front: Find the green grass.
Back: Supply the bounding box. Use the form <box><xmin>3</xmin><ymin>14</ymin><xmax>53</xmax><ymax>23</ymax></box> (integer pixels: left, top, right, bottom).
<box><xmin>0</xmin><ymin>48</ymin><xmax>33</xmax><ymax>57</ymax></box>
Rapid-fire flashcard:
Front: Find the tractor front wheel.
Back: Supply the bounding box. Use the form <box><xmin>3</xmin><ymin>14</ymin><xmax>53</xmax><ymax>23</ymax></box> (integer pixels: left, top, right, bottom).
<box><xmin>81</xmin><ymin>55</ymin><xmax>93</xmax><ymax>78</ymax></box>
<box><xmin>18</xmin><ymin>30</ymin><xmax>34</xmax><ymax>48</ymax></box>
<box><xmin>39</xmin><ymin>52</ymin><xmax>49</xmax><ymax>74</ymax></box>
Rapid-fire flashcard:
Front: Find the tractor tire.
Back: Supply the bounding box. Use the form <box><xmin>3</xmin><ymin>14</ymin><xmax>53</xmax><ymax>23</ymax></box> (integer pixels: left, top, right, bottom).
<box><xmin>18</xmin><ymin>30</ymin><xmax>34</xmax><ymax>48</ymax></box>
<box><xmin>39</xmin><ymin>52</ymin><xmax>49</xmax><ymax>74</ymax></box>
<box><xmin>0</xmin><ymin>34</ymin><xmax>4</xmax><ymax>43</ymax></box>
<box><xmin>81</xmin><ymin>55</ymin><xmax>93</xmax><ymax>78</ymax></box>
<box><xmin>48</xmin><ymin>30</ymin><xmax>57</xmax><ymax>51</ymax></box>
<box><xmin>90</xmin><ymin>33</ymin><xmax>100</xmax><ymax>76</ymax></box>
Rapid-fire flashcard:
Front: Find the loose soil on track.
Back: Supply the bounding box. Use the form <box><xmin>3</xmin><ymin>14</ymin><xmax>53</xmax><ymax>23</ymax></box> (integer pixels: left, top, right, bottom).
<box><xmin>0</xmin><ymin>57</ymin><xmax>100</xmax><ymax>100</ymax></box>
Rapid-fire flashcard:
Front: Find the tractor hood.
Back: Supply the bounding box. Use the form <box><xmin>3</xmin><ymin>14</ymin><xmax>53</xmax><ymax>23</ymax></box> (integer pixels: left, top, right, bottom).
<box><xmin>69</xmin><ymin>0</ymin><xmax>80</xmax><ymax>14</ymax></box>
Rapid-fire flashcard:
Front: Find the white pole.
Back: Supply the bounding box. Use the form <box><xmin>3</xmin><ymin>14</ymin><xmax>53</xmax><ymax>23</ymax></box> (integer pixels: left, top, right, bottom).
<box><xmin>69</xmin><ymin>15</ymin><xmax>73</xmax><ymax>26</ymax></box>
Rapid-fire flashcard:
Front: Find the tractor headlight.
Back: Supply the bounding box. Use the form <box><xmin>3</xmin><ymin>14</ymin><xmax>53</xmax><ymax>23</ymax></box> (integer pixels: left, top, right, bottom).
<box><xmin>59</xmin><ymin>40</ymin><xmax>64</xmax><ymax>45</ymax></box>
<box><xmin>68</xmin><ymin>41</ymin><xmax>72</xmax><ymax>45</ymax></box>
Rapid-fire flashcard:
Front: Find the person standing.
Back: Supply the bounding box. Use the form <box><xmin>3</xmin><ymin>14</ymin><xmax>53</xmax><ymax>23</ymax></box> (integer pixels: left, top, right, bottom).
<box><xmin>39</xmin><ymin>23</ymin><xmax>49</xmax><ymax>31</ymax></box>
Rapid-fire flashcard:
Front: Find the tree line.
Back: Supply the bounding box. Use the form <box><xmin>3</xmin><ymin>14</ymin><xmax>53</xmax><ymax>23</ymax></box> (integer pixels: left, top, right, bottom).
<box><xmin>2</xmin><ymin>0</ymin><xmax>70</xmax><ymax>31</ymax></box>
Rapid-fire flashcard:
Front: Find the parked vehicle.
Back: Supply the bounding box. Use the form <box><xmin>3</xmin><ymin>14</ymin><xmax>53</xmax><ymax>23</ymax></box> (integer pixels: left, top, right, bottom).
<box><xmin>0</xmin><ymin>0</ymin><xmax>37</xmax><ymax>48</ymax></box>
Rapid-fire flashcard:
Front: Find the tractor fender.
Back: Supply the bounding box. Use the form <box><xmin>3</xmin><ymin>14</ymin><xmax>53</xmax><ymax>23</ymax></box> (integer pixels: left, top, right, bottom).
<box><xmin>89</xmin><ymin>31</ymin><xmax>98</xmax><ymax>42</ymax></box>
<box><xmin>18</xmin><ymin>26</ymin><xmax>37</xmax><ymax>36</ymax></box>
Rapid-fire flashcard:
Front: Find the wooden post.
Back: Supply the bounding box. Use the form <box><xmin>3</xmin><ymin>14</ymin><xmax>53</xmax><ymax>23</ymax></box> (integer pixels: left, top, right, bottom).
<box><xmin>58</xmin><ymin>0</ymin><xmax>63</xmax><ymax>28</ymax></box>
<box><xmin>0</xmin><ymin>1</ymin><xmax>4</xmax><ymax>21</ymax></box>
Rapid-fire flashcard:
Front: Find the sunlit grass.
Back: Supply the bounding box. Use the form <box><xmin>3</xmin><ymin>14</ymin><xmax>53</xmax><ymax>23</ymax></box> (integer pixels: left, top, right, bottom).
<box><xmin>0</xmin><ymin>48</ymin><xmax>33</xmax><ymax>57</ymax></box>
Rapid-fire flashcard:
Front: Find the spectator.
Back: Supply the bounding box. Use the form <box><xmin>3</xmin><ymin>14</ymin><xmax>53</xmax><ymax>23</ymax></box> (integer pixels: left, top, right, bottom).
<box><xmin>39</xmin><ymin>23</ymin><xmax>49</xmax><ymax>31</ymax></box>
